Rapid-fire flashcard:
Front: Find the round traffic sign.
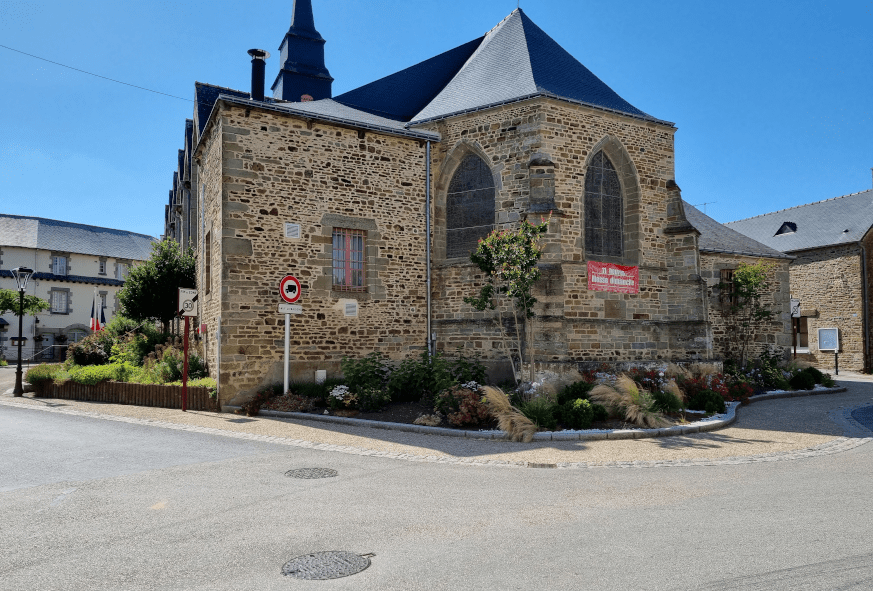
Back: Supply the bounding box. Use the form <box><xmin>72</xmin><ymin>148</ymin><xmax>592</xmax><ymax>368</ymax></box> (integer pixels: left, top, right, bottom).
<box><xmin>279</xmin><ymin>275</ymin><xmax>301</xmax><ymax>303</ymax></box>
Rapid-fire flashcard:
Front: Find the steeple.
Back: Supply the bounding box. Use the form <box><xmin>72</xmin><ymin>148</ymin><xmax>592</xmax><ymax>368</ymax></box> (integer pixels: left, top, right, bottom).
<box><xmin>271</xmin><ymin>0</ymin><xmax>333</xmax><ymax>102</ymax></box>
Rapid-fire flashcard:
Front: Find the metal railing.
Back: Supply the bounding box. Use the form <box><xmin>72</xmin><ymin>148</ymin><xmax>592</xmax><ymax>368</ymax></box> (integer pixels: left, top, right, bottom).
<box><xmin>1</xmin><ymin>345</ymin><xmax>69</xmax><ymax>366</ymax></box>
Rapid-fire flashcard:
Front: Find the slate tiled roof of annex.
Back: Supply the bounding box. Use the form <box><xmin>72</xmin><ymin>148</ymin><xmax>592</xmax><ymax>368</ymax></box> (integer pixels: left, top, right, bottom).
<box><xmin>683</xmin><ymin>202</ymin><xmax>791</xmax><ymax>260</ymax></box>
<box><xmin>194</xmin><ymin>82</ymin><xmax>253</xmax><ymax>135</ymax></box>
<box><xmin>334</xmin><ymin>9</ymin><xmax>665</xmax><ymax>125</ymax></box>
<box><xmin>725</xmin><ymin>189</ymin><xmax>873</xmax><ymax>253</ymax></box>
<box><xmin>0</xmin><ymin>215</ymin><xmax>156</xmax><ymax>260</ymax></box>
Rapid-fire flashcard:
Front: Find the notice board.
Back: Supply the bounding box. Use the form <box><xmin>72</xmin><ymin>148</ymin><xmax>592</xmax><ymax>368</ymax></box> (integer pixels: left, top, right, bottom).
<box><xmin>587</xmin><ymin>261</ymin><xmax>639</xmax><ymax>294</ymax></box>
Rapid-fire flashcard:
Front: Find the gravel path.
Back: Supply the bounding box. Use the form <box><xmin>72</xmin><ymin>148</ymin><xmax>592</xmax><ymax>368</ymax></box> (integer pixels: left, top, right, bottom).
<box><xmin>2</xmin><ymin>367</ymin><xmax>872</xmax><ymax>467</ymax></box>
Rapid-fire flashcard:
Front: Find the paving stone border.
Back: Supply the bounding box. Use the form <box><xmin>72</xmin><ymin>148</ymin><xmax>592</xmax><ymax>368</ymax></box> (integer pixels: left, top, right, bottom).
<box><xmin>227</xmin><ymin>386</ymin><xmax>847</xmax><ymax>442</ymax></box>
<box><xmin>2</xmin><ymin>386</ymin><xmax>868</xmax><ymax>470</ymax></box>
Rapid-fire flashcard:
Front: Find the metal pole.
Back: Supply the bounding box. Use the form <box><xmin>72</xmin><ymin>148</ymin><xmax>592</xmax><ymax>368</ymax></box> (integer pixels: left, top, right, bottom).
<box><xmin>182</xmin><ymin>316</ymin><xmax>189</xmax><ymax>412</ymax></box>
<box><xmin>425</xmin><ymin>140</ymin><xmax>433</xmax><ymax>356</ymax></box>
<box><xmin>835</xmin><ymin>352</ymin><xmax>839</xmax><ymax>376</ymax></box>
<box><xmin>284</xmin><ymin>313</ymin><xmax>290</xmax><ymax>394</ymax></box>
<box><xmin>793</xmin><ymin>318</ymin><xmax>798</xmax><ymax>359</ymax></box>
<box><xmin>13</xmin><ymin>290</ymin><xmax>24</xmax><ymax>396</ymax></box>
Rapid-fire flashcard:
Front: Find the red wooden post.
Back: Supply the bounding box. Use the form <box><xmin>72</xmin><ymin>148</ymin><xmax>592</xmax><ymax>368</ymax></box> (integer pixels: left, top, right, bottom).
<box><xmin>183</xmin><ymin>316</ymin><xmax>189</xmax><ymax>412</ymax></box>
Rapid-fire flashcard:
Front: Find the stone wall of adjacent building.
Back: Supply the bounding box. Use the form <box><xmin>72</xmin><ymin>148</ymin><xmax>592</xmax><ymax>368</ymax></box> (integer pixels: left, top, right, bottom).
<box><xmin>196</xmin><ymin>103</ymin><xmax>429</xmax><ymax>404</ymax></box>
<box><xmin>699</xmin><ymin>252</ymin><xmax>792</xmax><ymax>362</ymax></box>
<box><xmin>416</xmin><ymin>97</ymin><xmax>712</xmax><ymax>376</ymax></box>
<box><xmin>789</xmin><ymin>244</ymin><xmax>867</xmax><ymax>371</ymax></box>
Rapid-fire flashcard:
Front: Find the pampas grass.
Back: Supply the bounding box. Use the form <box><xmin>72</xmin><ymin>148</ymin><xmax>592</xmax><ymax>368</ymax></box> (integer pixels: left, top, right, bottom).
<box><xmin>482</xmin><ymin>386</ymin><xmax>538</xmax><ymax>442</ymax></box>
<box><xmin>665</xmin><ymin>362</ymin><xmax>691</xmax><ymax>380</ymax></box>
<box><xmin>588</xmin><ymin>375</ymin><xmax>670</xmax><ymax>428</ymax></box>
<box><xmin>687</xmin><ymin>362</ymin><xmax>720</xmax><ymax>377</ymax></box>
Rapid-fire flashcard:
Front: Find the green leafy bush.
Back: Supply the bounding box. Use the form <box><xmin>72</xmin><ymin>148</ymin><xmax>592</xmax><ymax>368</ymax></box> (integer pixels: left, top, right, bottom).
<box><xmin>341</xmin><ymin>352</ymin><xmax>391</xmax><ymax>394</ymax></box>
<box><xmin>591</xmin><ymin>403</ymin><xmax>609</xmax><ymax>423</ymax></box>
<box><xmin>24</xmin><ymin>363</ymin><xmax>65</xmax><ymax>385</ymax></box>
<box><xmin>686</xmin><ymin>389</ymin><xmax>726</xmax><ymax>414</ymax></box>
<box><xmin>803</xmin><ymin>366</ymin><xmax>825</xmax><ymax>384</ymax></box>
<box><xmin>167</xmin><ymin>376</ymin><xmax>217</xmax><ymax>399</ymax></box>
<box><xmin>387</xmin><ymin>351</ymin><xmax>456</xmax><ymax>403</ymax></box>
<box><xmin>557</xmin><ymin>381</ymin><xmax>594</xmax><ymax>406</ymax></box>
<box><xmin>651</xmin><ymin>389</ymin><xmax>684</xmax><ymax>413</ymax></box>
<box><xmin>0</xmin><ymin>359</ymin><xmax>7</xmax><ymax>366</ymax></box>
<box><xmin>67</xmin><ymin>332</ymin><xmax>113</xmax><ymax>366</ymax></box>
<box><xmin>556</xmin><ymin>398</ymin><xmax>594</xmax><ymax>430</ymax></box>
<box><xmin>447</xmin><ymin>349</ymin><xmax>488</xmax><ymax>385</ymax></box>
<box><xmin>434</xmin><ymin>385</ymin><xmax>492</xmax><ymax>428</ymax></box>
<box><xmin>68</xmin><ymin>364</ymin><xmax>117</xmax><ymax>386</ymax></box>
<box><xmin>520</xmin><ymin>397</ymin><xmax>558</xmax><ymax>431</ymax></box>
<box><xmin>820</xmin><ymin>373</ymin><xmax>836</xmax><ymax>388</ymax></box>
<box><xmin>357</xmin><ymin>387</ymin><xmax>392</xmax><ymax>412</ymax></box>
<box><xmin>789</xmin><ymin>371</ymin><xmax>815</xmax><ymax>391</ymax></box>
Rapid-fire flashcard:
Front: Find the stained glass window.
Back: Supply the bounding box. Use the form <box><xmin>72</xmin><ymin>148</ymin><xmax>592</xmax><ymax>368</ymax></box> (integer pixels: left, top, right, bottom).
<box><xmin>333</xmin><ymin>228</ymin><xmax>366</xmax><ymax>291</ymax></box>
<box><xmin>584</xmin><ymin>151</ymin><xmax>622</xmax><ymax>257</ymax></box>
<box><xmin>446</xmin><ymin>154</ymin><xmax>495</xmax><ymax>259</ymax></box>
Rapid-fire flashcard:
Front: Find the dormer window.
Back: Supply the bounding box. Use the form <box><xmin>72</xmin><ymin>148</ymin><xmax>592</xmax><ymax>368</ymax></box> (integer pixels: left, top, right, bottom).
<box><xmin>775</xmin><ymin>222</ymin><xmax>797</xmax><ymax>236</ymax></box>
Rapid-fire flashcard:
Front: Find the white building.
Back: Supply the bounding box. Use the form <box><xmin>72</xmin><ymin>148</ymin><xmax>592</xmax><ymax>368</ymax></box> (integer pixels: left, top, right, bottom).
<box><xmin>0</xmin><ymin>215</ymin><xmax>155</xmax><ymax>362</ymax></box>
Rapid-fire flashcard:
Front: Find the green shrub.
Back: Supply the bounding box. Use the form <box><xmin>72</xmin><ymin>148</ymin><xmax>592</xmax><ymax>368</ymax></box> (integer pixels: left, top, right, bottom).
<box><xmin>520</xmin><ymin>397</ymin><xmax>558</xmax><ymax>431</ymax></box>
<box><xmin>0</xmin><ymin>359</ymin><xmax>7</xmax><ymax>367</ymax></box>
<box><xmin>357</xmin><ymin>387</ymin><xmax>392</xmax><ymax>412</ymax></box>
<box><xmin>67</xmin><ymin>333</ymin><xmax>113</xmax><ymax>366</ymax></box>
<box><xmin>686</xmin><ymin>389</ymin><xmax>726</xmax><ymax>414</ymax></box>
<box><xmin>24</xmin><ymin>363</ymin><xmax>65</xmax><ymax>385</ymax></box>
<box><xmin>341</xmin><ymin>352</ymin><xmax>391</xmax><ymax>394</ymax></box>
<box><xmin>821</xmin><ymin>373</ymin><xmax>836</xmax><ymax>388</ymax></box>
<box><xmin>651</xmin><ymin>389</ymin><xmax>684</xmax><ymax>413</ymax></box>
<box><xmin>557</xmin><ymin>381</ymin><xmax>594</xmax><ymax>406</ymax></box>
<box><xmin>789</xmin><ymin>371</ymin><xmax>816</xmax><ymax>391</ymax></box>
<box><xmin>447</xmin><ymin>349</ymin><xmax>487</xmax><ymax>385</ymax></box>
<box><xmin>434</xmin><ymin>385</ymin><xmax>492</xmax><ymax>428</ymax></box>
<box><xmin>591</xmin><ymin>403</ymin><xmax>609</xmax><ymax>423</ymax></box>
<box><xmin>167</xmin><ymin>376</ymin><xmax>218</xmax><ymax>399</ymax></box>
<box><xmin>68</xmin><ymin>364</ymin><xmax>117</xmax><ymax>386</ymax></box>
<box><xmin>556</xmin><ymin>398</ymin><xmax>593</xmax><ymax>430</ymax></box>
<box><xmin>388</xmin><ymin>351</ymin><xmax>456</xmax><ymax>403</ymax></box>
<box><xmin>803</xmin><ymin>366</ymin><xmax>825</xmax><ymax>384</ymax></box>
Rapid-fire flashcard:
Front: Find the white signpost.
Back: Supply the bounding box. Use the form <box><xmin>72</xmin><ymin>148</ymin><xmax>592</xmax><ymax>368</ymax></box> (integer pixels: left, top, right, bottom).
<box><xmin>177</xmin><ymin>288</ymin><xmax>198</xmax><ymax>411</ymax></box>
<box><xmin>279</xmin><ymin>276</ymin><xmax>302</xmax><ymax>394</ymax></box>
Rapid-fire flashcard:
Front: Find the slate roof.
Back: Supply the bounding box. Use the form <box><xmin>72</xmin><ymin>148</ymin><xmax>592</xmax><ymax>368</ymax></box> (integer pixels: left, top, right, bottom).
<box><xmin>0</xmin><ymin>269</ymin><xmax>125</xmax><ymax>287</ymax></box>
<box><xmin>725</xmin><ymin>189</ymin><xmax>873</xmax><ymax>253</ymax></box>
<box><xmin>194</xmin><ymin>82</ymin><xmax>253</xmax><ymax>136</ymax></box>
<box><xmin>335</xmin><ymin>9</ymin><xmax>665</xmax><ymax>125</ymax></box>
<box><xmin>683</xmin><ymin>202</ymin><xmax>792</xmax><ymax>259</ymax></box>
<box><xmin>214</xmin><ymin>95</ymin><xmax>439</xmax><ymax>141</ymax></box>
<box><xmin>0</xmin><ymin>215</ymin><xmax>156</xmax><ymax>260</ymax></box>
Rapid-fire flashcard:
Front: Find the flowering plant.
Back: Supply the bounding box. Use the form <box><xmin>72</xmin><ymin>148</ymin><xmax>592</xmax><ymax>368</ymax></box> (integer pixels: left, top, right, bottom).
<box><xmin>328</xmin><ymin>384</ymin><xmax>358</xmax><ymax>409</ymax></box>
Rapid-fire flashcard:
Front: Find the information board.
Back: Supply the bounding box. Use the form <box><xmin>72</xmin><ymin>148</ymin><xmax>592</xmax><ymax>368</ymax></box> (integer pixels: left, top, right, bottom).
<box><xmin>818</xmin><ymin>327</ymin><xmax>839</xmax><ymax>351</ymax></box>
<box><xmin>587</xmin><ymin>262</ymin><xmax>639</xmax><ymax>294</ymax></box>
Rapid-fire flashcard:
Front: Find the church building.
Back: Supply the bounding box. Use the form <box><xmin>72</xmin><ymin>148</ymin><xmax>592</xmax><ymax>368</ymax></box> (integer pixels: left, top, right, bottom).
<box><xmin>164</xmin><ymin>1</ymin><xmax>791</xmax><ymax>404</ymax></box>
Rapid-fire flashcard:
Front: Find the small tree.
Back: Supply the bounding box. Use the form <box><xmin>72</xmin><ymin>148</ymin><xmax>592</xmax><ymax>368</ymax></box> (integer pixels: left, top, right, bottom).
<box><xmin>464</xmin><ymin>215</ymin><xmax>550</xmax><ymax>384</ymax></box>
<box><xmin>117</xmin><ymin>238</ymin><xmax>196</xmax><ymax>333</ymax></box>
<box><xmin>718</xmin><ymin>260</ymin><xmax>775</xmax><ymax>367</ymax></box>
<box><xmin>0</xmin><ymin>290</ymin><xmax>50</xmax><ymax>317</ymax></box>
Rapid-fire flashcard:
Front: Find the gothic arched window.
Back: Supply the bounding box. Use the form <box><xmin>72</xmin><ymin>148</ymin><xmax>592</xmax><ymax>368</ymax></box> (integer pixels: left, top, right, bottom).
<box><xmin>584</xmin><ymin>150</ymin><xmax>622</xmax><ymax>257</ymax></box>
<box><xmin>446</xmin><ymin>154</ymin><xmax>495</xmax><ymax>258</ymax></box>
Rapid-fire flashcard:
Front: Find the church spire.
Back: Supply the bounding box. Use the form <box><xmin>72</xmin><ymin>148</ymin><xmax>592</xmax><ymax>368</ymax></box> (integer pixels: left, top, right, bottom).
<box><xmin>271</xmin><ymin>0</ymin><xmax>333</xmax><ymax>102</ymax></box>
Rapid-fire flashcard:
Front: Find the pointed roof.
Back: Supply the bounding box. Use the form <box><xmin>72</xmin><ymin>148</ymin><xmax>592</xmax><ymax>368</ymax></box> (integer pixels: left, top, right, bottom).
<box><xmin>726</xmin><ymin>189</ymin><xmax>873</xmax><ymax>253</ymax></box>
<box><xmin>288</xmin><ymin>0</ymin><xmax>322</xmax><ymax>41</ymax></box>
<box><xmin>335</xmin><ymin>9</ymin><xmax>665</xmax><ymax>125</ymax></box>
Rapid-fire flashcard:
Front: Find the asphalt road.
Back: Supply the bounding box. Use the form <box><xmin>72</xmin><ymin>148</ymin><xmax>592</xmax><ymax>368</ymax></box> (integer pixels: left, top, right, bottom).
<box><xmin>1</xmin><ymin>390</ymin><xmax>872</xmax><ymax>590</ymax></box>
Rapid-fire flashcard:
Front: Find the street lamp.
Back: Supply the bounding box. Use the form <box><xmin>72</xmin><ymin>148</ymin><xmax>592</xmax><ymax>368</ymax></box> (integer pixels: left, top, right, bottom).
<box><xmin>11</xmin><ymin>266</ymin><xmax>34</xmax><ymax>397</ymax></box>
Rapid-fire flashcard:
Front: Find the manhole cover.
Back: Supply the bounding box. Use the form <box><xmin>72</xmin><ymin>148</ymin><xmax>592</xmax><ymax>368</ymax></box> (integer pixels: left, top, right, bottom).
<box><xmin>281</xmin><ymin>551</ymin><xmax>371</xmax><ymax>580</ymax></box>
<box><xmin>851</xmin><ymin>406</ymin><xmax>873</xmax><ymax>431</ymax></box>
<box><xmin>285</xmin><ymin>468</ymin><xmax>338</xmax><ymax>479</ymax></box>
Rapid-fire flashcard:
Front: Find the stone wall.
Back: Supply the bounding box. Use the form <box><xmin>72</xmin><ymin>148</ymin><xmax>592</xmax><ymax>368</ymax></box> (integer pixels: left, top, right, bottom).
<box><xmin>699</xmin><ymin>252</ymin><xmax>792</xmax><ymax>362</ymax></box>
<box><xmin>789</xmin><ymin>244</ymin><xmax>867</xmax><ymax>371</ymax></box>
<box><xmin>196</xmin><ymin>103</ymin><xmax>429</xmax><ymax>403</ymax></box>
<box><xmin>416</xmin><ymin>97</ymin><xmax>712</xmax><ymax>375</ymax></box>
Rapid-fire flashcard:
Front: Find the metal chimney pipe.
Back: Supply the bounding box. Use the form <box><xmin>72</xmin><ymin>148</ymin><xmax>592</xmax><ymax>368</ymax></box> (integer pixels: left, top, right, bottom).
<box><xmin>247</xmin><ymin>49</ymin><xmax>270</xmax><ymax>101</ymax></box>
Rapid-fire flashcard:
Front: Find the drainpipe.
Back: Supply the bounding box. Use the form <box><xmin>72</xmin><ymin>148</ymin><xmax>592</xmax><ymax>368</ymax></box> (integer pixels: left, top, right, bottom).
<box><xmin>425</xmin><ymin>140</ymin><xmax>433</xmax><ymax>356</ymax></box>
<box><xmin>862</xmin><ymin>243</ymin><xmax>870</xmax><ymax>372</ymax></box>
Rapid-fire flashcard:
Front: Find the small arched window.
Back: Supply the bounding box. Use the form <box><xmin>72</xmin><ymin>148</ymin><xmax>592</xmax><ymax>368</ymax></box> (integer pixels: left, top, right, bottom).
<box><xmin>446</xmin><ymin>154</ymin><xmax>495</xmax><ymax>259</ymax></box>
<box><xmin>584</xmin><ymin>150</ymin><xmax>623</xmax><ymax>257</ymax></box>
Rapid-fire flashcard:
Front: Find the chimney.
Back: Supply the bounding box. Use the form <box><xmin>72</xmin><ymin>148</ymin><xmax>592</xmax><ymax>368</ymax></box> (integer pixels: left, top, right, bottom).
<box><xmin>247</xmin><ymin>49</ymin><xmax>270</xmax><ymax>101</ymax></box>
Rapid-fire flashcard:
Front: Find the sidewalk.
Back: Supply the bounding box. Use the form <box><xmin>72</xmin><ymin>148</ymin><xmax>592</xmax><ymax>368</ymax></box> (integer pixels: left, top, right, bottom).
<box><xmin>2</xmin><ymin>373</ymin><xmax>871</xmax><ymax>468</ymax></box>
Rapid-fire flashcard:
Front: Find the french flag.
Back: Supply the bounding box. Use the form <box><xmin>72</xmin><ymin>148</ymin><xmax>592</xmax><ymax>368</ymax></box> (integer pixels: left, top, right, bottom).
<box><xmin>90</xmin><ymin>290</ymin><xmax>105</xmax><ymax>331</ymax></box>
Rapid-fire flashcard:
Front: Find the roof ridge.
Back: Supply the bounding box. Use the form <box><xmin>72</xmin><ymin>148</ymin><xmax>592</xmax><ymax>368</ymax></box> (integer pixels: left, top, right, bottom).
<box><xmin>0</xmin><ymin>214</ymin><xmax>156</xmax><ymax>239</ymax></box>
<box><xmin>728</xmin><ymin>188</ymin><xmax>873</xmax><ymax>224</ymax></box>
<box><xmin>194</xmin><ymin>81</ymin><xmax>247</xmax><ymax>94</ymax></box>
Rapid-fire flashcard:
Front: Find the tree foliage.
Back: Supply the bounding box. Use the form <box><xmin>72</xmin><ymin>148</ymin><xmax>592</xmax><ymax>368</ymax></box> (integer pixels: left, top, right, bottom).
<box><xmin>117</xmin><ymin>238</ymin><xmax>196</xmax><ymax>332</ymax></box>
<box><xmin>0</xmin><ymin>289</ymin><xmax>50</xmax><ymax>317</ymax></box>
<box><xmin>464</xmin><ymin>215</ymin><xmax>550</xmax><ymax>383</ymax></box>
<box><xmin>718</xmin><ymin>260</ymin><xmax>776</xmax><ymax>367</ymax></box>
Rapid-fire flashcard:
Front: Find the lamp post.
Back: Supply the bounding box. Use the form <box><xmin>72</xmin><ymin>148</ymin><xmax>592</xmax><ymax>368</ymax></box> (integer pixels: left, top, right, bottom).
<box><xmin>12</xmin><ymin>266</ymin><xmax>34</xmax><ymax>397</ymax></box>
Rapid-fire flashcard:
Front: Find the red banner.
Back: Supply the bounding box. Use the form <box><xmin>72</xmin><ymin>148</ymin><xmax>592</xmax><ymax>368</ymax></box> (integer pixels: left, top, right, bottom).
<box><xmin>587</xmin><ymin>261</ymin><xmax>639</xmax><ymax>294</ymax></box>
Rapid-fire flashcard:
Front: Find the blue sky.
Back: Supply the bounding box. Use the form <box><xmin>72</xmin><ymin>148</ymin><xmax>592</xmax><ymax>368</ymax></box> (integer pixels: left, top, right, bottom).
<box><xmin>1</xmin><ymin>0</ymin><xmax>870</xmax><ymax>238</ymax></box>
